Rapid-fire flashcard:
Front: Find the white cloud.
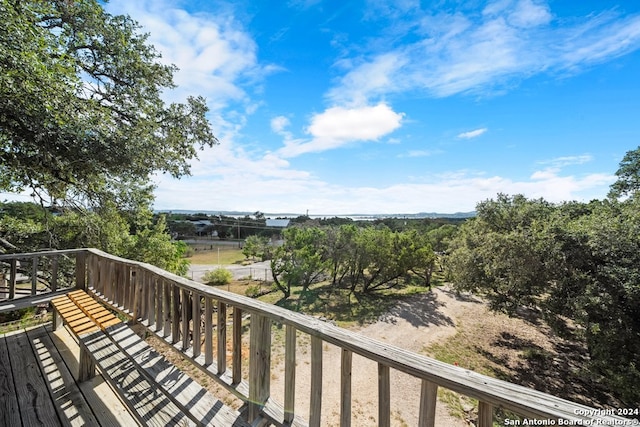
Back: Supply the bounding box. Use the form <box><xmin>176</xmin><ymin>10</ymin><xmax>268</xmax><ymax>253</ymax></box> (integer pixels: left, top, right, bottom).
<box><xmin>539</xmin><ymin>154</ymin><xmax>593</xmax><ymax>167</ymax></box>
<box><xmin>153</xmin><ymin>167</ymin><xmax>616</xmax><ymax>215</ymax></box>
<box><xmin>458</xmin><ymin>128</ymin><xmax>488</xmax><ymax>139</ymax></box>
<box><xmin>329</xmin><ymin>0</ymin><xmax>640</xmax><ymax>102</ymax></box>
<box><xmin>271</xmin><ymin>116</ymin><xmax>291</xmax><ymax>133</ymax></box>
<box><xmin>278</xmin><ymin>103</ymin><xmax>404</xmax><ymax>157</ymax></box>
<box><xmin>105</xmin><ymin>0</ymin><xmax>272</xmax><ymax>114</ymax></box>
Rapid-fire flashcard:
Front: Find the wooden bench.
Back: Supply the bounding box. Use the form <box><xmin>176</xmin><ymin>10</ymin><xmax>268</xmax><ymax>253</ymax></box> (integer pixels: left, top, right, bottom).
<box><xmin>51</xmin><ymin>290</ymin><xmax>250</xmax><ymax>427</ymax></box>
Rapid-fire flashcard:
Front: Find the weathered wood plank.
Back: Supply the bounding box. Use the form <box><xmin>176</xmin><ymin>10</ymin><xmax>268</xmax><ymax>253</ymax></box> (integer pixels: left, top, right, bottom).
<box><xmin>205</xmin><ymin>297</ymin><xmax>213</xmax><ymax>365</ymax></box>
<box><xmin>81</xmin><ymin>330</ymin><xmax>194</xmax><ymax>427</ymax></box>
<box><xmin>75</xmin><ymin>252</ymin><xmax>86</xmax><ymax>291</ymax></box>
<box><xmin>0</xmin><ymin>333</ymin><xmax>20</xmax><ymax>427</ymax></box>
<box><xmin>171</xmin><ymin>284</ymin><xmax>180</xmax><ymax>344</ymax></box>
<box><xmin>192</xmin><ymin>292</ymin><xmax>201</xmax><ymax>358</ymax></box>
<box><xmin>233</xmin><ymin>307</ymin><xmax>242</xmax><ymax>385</ymax></box>
<box><xmin>340</xmin><ymin>349</ymin><xmax>352</xmax><ymax>427</ymax></box>
<box><xmin>378</xmin><ymin>364</ymin><xmax>390</xmax><ymax>427</ymax></box>
<box><xmin>478</xmin><ymin>401</ymin><xmax>493</xmax><ymax>427</ymax></box>
<box><xmin>31</xmin><ymin>257</ymin><xmax>38</xmax><ymax>295</ymax></box>
<box><xmin>284</xmin><ymin>325</ymin><xmax>296</xmax><ymax>425</ymax></box>
<box><xmin>309</xmin><ymin>336</ymin><xmax>322</xmax><ymax>427</ymax></box>
<box><xmin>418</xmin><ymin>380</ymin><xmax>437</xmax><ymax>427</ymax></box>
<box><xmin>49</xmin><ymin>325</ymin><xmax>139</xmax><ymax>427</ymax></box>
<box><xmin>249</xmin><ymin>314</ymin><xmax>271</xmax><ymax>422</ymax></box>
<box><xmin>27</xmin><ymin>325</ymin><xmax>100</xmax><ymax>427</ymax></box>
<box><xmin>51</xmin><ymin>256</ymin><xmax>59</xmax><ymax>292</ymax></box>
<box><xmin>217</xmin><ymin>301</ymin><xmax>227</xmax><ymax>374</ymax></box>
<box><xmin>6</xmin><ymin>329</ymin><xmax>61</xmax><ymax>426</ymax></box>
<box><xmin>162</xmin><ymin>280</ymin><xmax>171</xmax><ymax>337</ymax></box>
<box><xmin>155</xmin><ymin>276</ymin><xmax>163</xmax><ymax>332</ymax></box>
<box><xmin>181</xmin><ymin>288</ymin><xmax>190</xmax><ymax>350</ymax></box>
<box><xmin>107</xmin><ymin>324</ymin><xmax>250</xmax><ymax>427</ymax></box>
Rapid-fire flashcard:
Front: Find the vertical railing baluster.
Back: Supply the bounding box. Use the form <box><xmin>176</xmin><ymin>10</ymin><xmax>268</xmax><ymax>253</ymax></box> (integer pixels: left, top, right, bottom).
<box><xmin>205</xmin><ymin>297</ymin><xmax>213</xmax><ymax>365</ymax></box>
<box><xmin>217</xmin><ymin>302</ymin><xmax>227</xmax><ymax>374</ymax></box>
<box><xmin>163</xmin><ymin>280</ymin><xmax>171</xmax><ymax>337</ymax></box>
<box><xmin>31</xmin><ymin>257</ymin><xmax>38</xmax><ymax>295</ymax></box>
<box><xmin>478</xmin><ymin>401</ymin><xmax>493</xmax><ymax>427</ymax></box>
<box><xmin>75</xmin><ymin>252</ymin><xmax>86</xmax><ymax>291</ymax></box>
<box><xmin>340</xmin><ymin>349</ymin><xmax>352</xmax><ymax>427</ymax></box>
<box><xmin>155</xmin><ymin>276</ymin><xmax>163</xmax><ymax>332</ymax></box>
<box><xmin>284</xmin><ymin>325</ymin><xmax>296</xmax><ymax>424</ymax></box>
<box><xmin>309</xmin><ymin>336</ymin><xmax>323</xmax><ymax>427</ymax></box>
<box><xmin>148</xmin><ymin>274</ymin><xmax>156</xmax><ymax>327</ymax></box>
<box><xmin>248</xmin><ymin>313</ymin><xmax>271</xmax><ymax>422</ymax></box>
<box><xmin>233</xmin><ymin>307</ymin><xmax>242</xmax><ymax>385</ymax></box>
<box><xmin>419</xmin><ymin>380</ymin><xmax>437</xmax><ymax>427</ymax></box>
<box><xmin>9</xmin><ymin>259</ymin><xmax>16</xmax><ymax>300</ymax></box>
<box><xmin>171</xmin><ymin>284</ymin><xmax>180</xmax><ymax>344</ymax></box>
<box><xmin>51</xmin><ymin>256</ymin><xmax>58</xmax><ymax>292</ymax></box>
<box><xmin>378</xmin><ymin>364</ymin><xmax>390</xmax><ymax>427</ymax></box>
<box><xmin>181</xmin><ymin>288</ymin><xmax>190</xmax><ymax>350</ymax></box>
<box><xmin>192</xmin><ymin>292</ymin><xmax>201</xmax><ymax>358</ymax></box>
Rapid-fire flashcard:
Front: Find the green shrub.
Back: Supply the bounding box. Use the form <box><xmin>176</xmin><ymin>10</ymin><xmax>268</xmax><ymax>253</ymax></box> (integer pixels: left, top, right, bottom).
<box><xmin>203</xmin><ymin>268</ymin><xmax>233</xmax><ymax>286</ymax></box>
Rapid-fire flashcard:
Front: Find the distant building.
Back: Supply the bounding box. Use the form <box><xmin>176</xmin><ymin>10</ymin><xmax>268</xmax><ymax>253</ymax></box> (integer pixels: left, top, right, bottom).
<box><xmin>266</xmin><ymin>219</ymin><xmax>290</xmax><ymax>228</ymax></box>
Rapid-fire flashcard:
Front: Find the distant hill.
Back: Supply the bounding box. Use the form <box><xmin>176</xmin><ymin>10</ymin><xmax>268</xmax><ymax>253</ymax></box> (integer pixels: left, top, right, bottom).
<box><xmin>155</xmin><ymin>209</ymin><xmax>476</xmax><ymax>219</ymax></box>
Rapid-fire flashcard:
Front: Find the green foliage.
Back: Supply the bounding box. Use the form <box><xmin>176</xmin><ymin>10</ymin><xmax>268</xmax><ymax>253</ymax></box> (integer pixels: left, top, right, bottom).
<box><xmin>447</xmin><ymin>193</ymin><xmax>640</xmax><ymax>404</ymax></box>
<box><xmin>0</xmin><ymin>0</ymin><xmax>216</xmax><ymax>208</ymax></box>
<box><xmin>269</xmin><ymin>224</ymin><xmax>437</xmax><ymax>298</ymax></box>
<box><xmin>242</xmin><ymin>235</ymin><xmax>271</xmax><ymax>260</ymax></box>
<box><xmin>203</xmin><ymin>268</ymin><xmax>233</xmax><ymax>286</ymax></box>
<box><xmin>609</xmin><ymin>145</ymin><xmax>640</xmax><ymax>199</ymax></box>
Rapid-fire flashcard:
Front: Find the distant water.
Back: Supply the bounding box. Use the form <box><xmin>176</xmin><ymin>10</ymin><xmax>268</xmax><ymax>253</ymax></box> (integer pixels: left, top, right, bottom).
<box><xmin>155</xmin><ymin>209</ymin><xmax>476</xmax><ymax>219</ymax></box>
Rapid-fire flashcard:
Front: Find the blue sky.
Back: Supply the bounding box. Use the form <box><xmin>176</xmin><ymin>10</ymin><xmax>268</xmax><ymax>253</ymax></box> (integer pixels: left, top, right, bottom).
<box><xmin>103</xmin><ymin>0</ymin><xmax>640</xmax><ymax>215</ymax></box>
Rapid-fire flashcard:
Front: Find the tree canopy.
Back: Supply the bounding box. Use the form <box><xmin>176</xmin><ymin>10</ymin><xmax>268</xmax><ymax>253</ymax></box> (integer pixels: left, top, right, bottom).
<box><xmin>0</xmin><ymin>0</ymin><xmax>216</xmax><ymax>208</ymax></box>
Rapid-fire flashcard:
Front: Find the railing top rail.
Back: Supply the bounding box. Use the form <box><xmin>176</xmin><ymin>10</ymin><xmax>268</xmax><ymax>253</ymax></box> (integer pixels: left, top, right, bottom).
<box><xmin>9</xmin><ymin>248</ymin><xmax>629</xmax><ymax>424</ymax></box>
<box><xmin>0</xmin><ymin>248</ymin><xmax>85</xmax><ymax>260</ymax></box>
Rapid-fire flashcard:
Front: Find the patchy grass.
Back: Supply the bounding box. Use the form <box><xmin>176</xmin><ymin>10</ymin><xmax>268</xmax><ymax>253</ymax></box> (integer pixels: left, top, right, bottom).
<box><xmin>0</xmin><ymin>307</ymin><xmax>51</xmax><ymax>334</ymax></box>
<box><xmin>423</xmin><ymin>310</ymin><xmax>624</xmax><ymax>424</ymax></box>
<box><xmin>187</xmin><ymin>248</ymin><xmax>245</xmax><ymax>265</ymax></box>
<box><xmin>258</xmin><ymin>281</ymin><xmax>431</xmax><ymax>328</ymax></box>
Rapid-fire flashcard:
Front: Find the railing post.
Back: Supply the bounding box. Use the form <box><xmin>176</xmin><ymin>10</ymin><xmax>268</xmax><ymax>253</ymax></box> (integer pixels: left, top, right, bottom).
<box><xmin>419</xmin><ymin>380</ymin><xmax>438</xmax><ymax>427</ymax></box>
<box><xmin>249</xmin><ymin>313</ymin><xmax>271</xmax><ymax>423</ymax></box>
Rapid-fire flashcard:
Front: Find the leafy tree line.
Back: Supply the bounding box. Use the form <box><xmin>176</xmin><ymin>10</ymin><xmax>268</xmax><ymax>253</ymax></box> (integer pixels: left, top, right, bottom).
<box><xmin>0</xmin><ymin>201</ymin><xmax>189</xmax><ymax>275</ymax></box>
<box><xmin>0</xmin><ymin>0</ymin><xmax>216</xmax><ymax>274</ymax></box>
<box><xmin>268</xmin><ymin>225</ymin><xmax>452</xmax><ymax>298</ymax></box>
<box><xmin>446</xmin><ymin>146</ymin><xmax>640</xmax><ymax>404</ymax></box>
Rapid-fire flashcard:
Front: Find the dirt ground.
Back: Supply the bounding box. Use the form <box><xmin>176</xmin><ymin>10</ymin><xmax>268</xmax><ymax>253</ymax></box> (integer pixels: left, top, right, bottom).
<box><xmin>148</xmin><ymin>284</ymin><xmax>618</xmax><ymax>426</ymax></box>
<box><xmin>265</xmin><ymin>286</ymin><xmax>479</xmax><ymax>427</ymax></box>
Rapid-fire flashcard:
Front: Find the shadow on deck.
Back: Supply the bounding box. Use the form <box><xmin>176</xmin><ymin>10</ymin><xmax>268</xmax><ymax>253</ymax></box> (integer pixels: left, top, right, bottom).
<box><xmin>1</xmin><ymin>323</ymin><xmax>138</xmax><ymax>427</ymax></box>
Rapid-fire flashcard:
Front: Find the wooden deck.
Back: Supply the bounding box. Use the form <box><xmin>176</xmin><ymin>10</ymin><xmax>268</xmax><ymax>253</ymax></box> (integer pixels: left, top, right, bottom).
<box><xmin>0</xmin><ymin>323</ymin><xmax>138</xmax><ymax>427</ymax></box>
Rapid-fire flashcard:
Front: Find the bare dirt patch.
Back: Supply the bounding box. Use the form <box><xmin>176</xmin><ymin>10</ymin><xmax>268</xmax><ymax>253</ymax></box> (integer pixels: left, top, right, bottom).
<box><xmin>144</xmin><ymin>284</ymin><xmax>619</xmax><ymax>426</ymax></box>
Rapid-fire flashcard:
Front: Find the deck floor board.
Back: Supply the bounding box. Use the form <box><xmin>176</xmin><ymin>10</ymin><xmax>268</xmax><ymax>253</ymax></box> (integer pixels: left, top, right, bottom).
<box><xmin>0</xmin><ymin>324</ymin><xmax>139</xmax><ymax>427</ymax></box>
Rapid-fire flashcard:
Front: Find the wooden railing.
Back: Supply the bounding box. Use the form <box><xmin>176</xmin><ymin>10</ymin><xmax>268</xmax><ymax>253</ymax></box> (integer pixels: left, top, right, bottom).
<box><xmin>1</xmin><ymin>248</ymin><xmax>635</xmax><ymax>427</ymax></box>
